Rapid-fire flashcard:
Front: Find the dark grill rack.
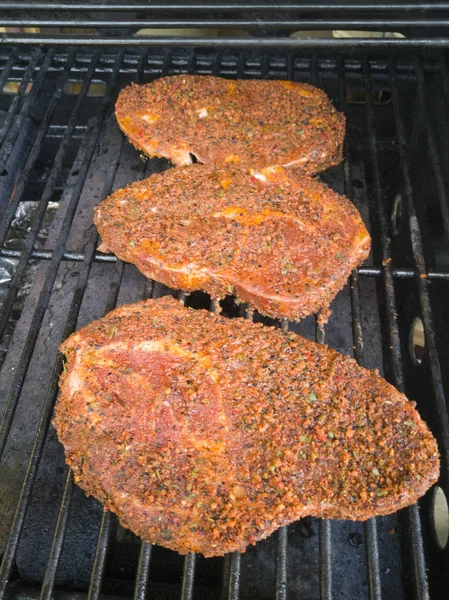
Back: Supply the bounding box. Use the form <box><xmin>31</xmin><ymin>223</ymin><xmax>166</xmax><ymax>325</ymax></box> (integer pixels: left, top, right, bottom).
<box><xmin>1</xmin><ymin>1</ymin><xmax>449</xmax><ymax>47</ymax></box>
<box><xmin>0</xmin><ymin>43</ymin><xmax>448</xmax><ymax>600</ymax></box>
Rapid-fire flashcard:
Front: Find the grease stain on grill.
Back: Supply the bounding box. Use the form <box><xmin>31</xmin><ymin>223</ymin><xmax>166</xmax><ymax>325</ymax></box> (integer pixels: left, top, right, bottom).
<box><xmin>347</xmin><ymin>532</ymin><xmax>363</xmax><ymax>547</ymax></box>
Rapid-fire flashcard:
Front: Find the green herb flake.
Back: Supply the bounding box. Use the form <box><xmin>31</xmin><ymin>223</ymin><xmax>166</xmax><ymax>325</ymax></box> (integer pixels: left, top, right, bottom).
<box><xmin>404</xmin><ymin>421</ymin><xmax>415</xmax><ymax>427</ymax></box>
<box><xmin>299</xmin><ymin>435</ymin><xmax>312</xmax><ymax>443</ymax></box>
<box><xmin>328</xmin><ymin>431</ymin><xmax>335</xmax><ymax>439</ymax></box>
<box><xmin>227</xmin><ymin>285</ymin><xmax>234</xmax><ymax>295</ymax></box>
<box><xmin>372</xmin><ymin>468</ymin><xmax>380</xmax><ymax>476</ymax></box>
<box><xmin>309</xmin><ymin>393</ymin><xmax>317</xmax><ymax>401</ymax></box>
<box><xmin>335</xmin><ymin>252</ymin><xmax>343</xmax><ymax>259</ymax></box>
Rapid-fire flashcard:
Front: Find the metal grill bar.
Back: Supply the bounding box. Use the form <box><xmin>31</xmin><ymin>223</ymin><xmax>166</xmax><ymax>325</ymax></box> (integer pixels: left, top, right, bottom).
<box><xmin>2</xmin><ymin>36</ymin><xmax>449</xmax><ymax>48</ymax></box>
<box><xmin>0</xmin><ymin>48</ymin><xmax>18</xmax><ymax>92</ymax></box>
<box><xmin>414</xmin><ymin>56</ymin><xmax>449</xmax><ymax>244</ymax></box>
<box><xmin>363</xmin><ymin>57</ymin><xmax>429</xmax><ymax>599</ymax></box>
<box><xmin>390</xmin><ymin>57</ymin><xmax>449</xmax><ymax>474</ymax></box>
<box><xmin>133</xmin><ymin>543</ymin><xmax>152</xmax><ymax>600</ymax></box>
<box><xmin>39</xmin><ymin>471</ymin><xmax>74</xmax><ymax>600</ymax></box>
<box><xmin>1</xmin><ymin>2</ymin><xmax>448</xmax><ymax>11</ymax></box>
<box><xmin>88</xmin><ymin>512</ymin><xmax>113</xmax><ymax>600</ymax></box>
<box><xmin>0</xmin><ymin>51</ymin><xmax>125</xmax><ymax>595</ymax></box>
<box><xmin>36</xmin><ymin>58</ymin><xmax>140</xmax><ymax>596</ymax></box>
<box><xmin>0</xmin><ymin>48</ymin><xmax>77</xmax><ymax>339</ymax></box>
<box><xmin>180</xmin><ymin>553</ymin><xmax>196</xmax><ymax>600</ymax></box>
<box><xmin>315</xmin><ymin>320</ymin><xmax>333</xmax><ymax>600</ymax></box>
<box><xmin>1</xmin><ymin>18</ymin><xmax>449</xmax><ymax>28</ymax></box>
<box><xmin>227</xmin><ymin>552</ymin><xmax>241</xmax><ymax>600</ymax></box>
<box><xmin>0</xmin><ymin>48</ymin><xmax>41</xmax><ymax>147</ymax></box>
<box><xmin>337</xmin><ymin>55</ymin><xmax>383</xmax><ymax>600</ymax></box>
<box><xmin>275</xmin><ymin>526</ymin><xmax>288</xmax><ymax>600</ymax></box>
<box><xmin>1</xmin><ymin>247</ymin><xmax>447</xmax><ymax>280</ymax></box>
<box><xmin>0</xmin><ymin>47</ymin><xmax>447</xmax><ymax>600</ymax></box>
<box><xmin>0</xmin><ymin>54</ymin><xmax>120</xmax><ymax>461</ymax></box>
<box><xmin>0</xmin><ymin>50</ymin><xmax>95</xmax><ymax>248</ymax></box>
<box><xmin>0</xmin><ymin>161</ymin><xmax>107</xmax><ymax>595</ymax></box>
<box><xmin>0</xmin><ymin>49</ymin><xmax>54</xmax><ymax>175</ymax></box>
<box><xmin>86</xmin><ymin>259</ymin><xmax>127</xmax><ymax>600</ymax></box>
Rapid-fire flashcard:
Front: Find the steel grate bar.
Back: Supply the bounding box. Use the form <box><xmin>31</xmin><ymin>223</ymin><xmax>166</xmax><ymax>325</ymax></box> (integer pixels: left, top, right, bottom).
<box><xmin>87</xmin><ymin>258</ymin><xmax>127</xmax><ymax>600</ymax></box>
<box><xmin>0</xmin><ymin>48</ymin><xmax>54</xmax><ymax>175</ymax></box>
<box><xmin>0</xmin><ymin>47</ymin><xmax>19</xmax><ymax>109</ymax></box>
<box><xmin>0</xmin><ymin>50</ymin><xmax>99</xmax><ymax>248</ymax></box>
<box><xmin>39</xmin><ymin>471</ymin><xmax>74</xmax><ymax>600</ymax></box>
<box><xmin>5</xmin><ymin>35</ymin><xmax>449</xmax><ymax>48</ymax></box>
<box><xmin>273</xmin><ymin>319</ymin><xmax>289</xmax><ymax>600</ymax></box>
<box><xmin>0</xmin><ymin>47</ymin><xmax>41</xmax><ymax>146</ymax></box>
<box><xmin>217</xmin><ymin>50</ymin><xmax>247</xmax><ymax>600</ymax></box>
<box><xmin>316</xmin><ymin>316</ymin><xmax>332</xmax><ymax>600</ymax></box>
<box><xmin>439</xmin><ymin>51</ymin><xmax>449</xmax><ymax>100</ymax></box>
<box><xmin>0</xmin><ymin>50</ymin><xmax>125</xmax><ymax>595</ymax></box>
<box><xmin>1</xmin><ymin>3</ymin><xmax>449</xmax><ymax>12</ymax></box>
<box><xmin>390</xmin><ymin>57</ymin><xmax>449</xmax><ymax>474</ymax></box>
<box><xmin>319</xmin><ymin>519</ymin><xmax>332</xmax><ymax>600</ymax></box>
<box><xmin>180</xmin><ymin>553</ymin><xmax>197</xmax><ymax>600</ymax></box>
<box><xmin>3</xmin><ymin>17</ymin><xmax>449</xmax><ymax>28</ymax></box>
<box><xmin>87</xmin><ymin>511</ymin><xmax>113</xmax><ymax>600</ymax></box>
<box><xmin>227</xmin><ymin>552</ymin><xmax>241</xmax><ymax>600</ymax></box>
<box><xmin>0</xmin><ymin>152</ymin><xmax>118</xmax><ymax>596</ymax></box>
<box><xmin>0</xmin><ymin>51</ymin><xmax>124</xmax><ymax>461</ymax></box>
<box><xmin>133</xmin><ymin>543</ymin><xmax>152</xmax><ymax>600</ymax></box>
<box><xmin>414</xmin><ymin>56</ymin><xmax>449</xmax><ymax>244</ymax></box>
<box><xmin>275</xmin><ymin>526</ymin><xmax>288</xmax><ymax>600</ymax></box>
<box><xmin>1</xmin><ymin>248</ymin><xmax>449</xmax><ymax>280</ymax></box>
<box><xmin>37</xmin><ymin>56</ymin><xmax>141</xmax><ymax>596</ymax></box>
<box><xmin>338</xmin><ymin>56</ymin><xmax>382</xmax><ymax>600</ymax></box>
<box><xmin>349</xmin><ymin>266</ymin><xmax>382</xmax><ymax>600</ymax></box>
<box><xmin>0</xmin><ymin>48</ymin><xmax>77</xmax><ymax>339</ymax></box>
<box><xmin>363</xmin><ymin>57</ymin><xmax>429</xmax><ymax>600</ymax></box>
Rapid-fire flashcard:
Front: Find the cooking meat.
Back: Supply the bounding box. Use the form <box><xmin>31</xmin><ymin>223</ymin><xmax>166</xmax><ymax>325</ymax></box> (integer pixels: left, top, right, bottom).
<box><xmin>54</xmin><ymin>297</ymin><xmax>439</xmax><ymax>557</ymax></box>
<box><xmin>94</xmin><ymin>163</ymin><xmax>370</xmax><ymax>321</ymax></box>
<box><xmin>115</xmin><ymin>75</ymin><xmax>345</xmax><ymax>173</ymax></box>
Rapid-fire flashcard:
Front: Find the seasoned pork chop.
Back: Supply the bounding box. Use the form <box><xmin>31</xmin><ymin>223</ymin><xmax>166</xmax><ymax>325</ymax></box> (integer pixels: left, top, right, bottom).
<box><xmin>115</xmin><ymin>75</ymin><xmax>345</xmax><ymax>173</ymax></box>
<box><xmin>94</xmin><ymin>164</ymin><xmax>370</xmax><ymax>321</ymax></box>
<box><xmin>54</xmin><ymin>297</ymin><xmax>439</xmax><ymax>557</ymax></box>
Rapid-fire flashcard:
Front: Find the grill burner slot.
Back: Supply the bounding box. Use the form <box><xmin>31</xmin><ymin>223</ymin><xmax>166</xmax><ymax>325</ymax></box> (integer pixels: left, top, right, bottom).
<box><xmin>0</xmin><ymin>46</ymin><xmax>448</xmax><ymax>600</ymax></box>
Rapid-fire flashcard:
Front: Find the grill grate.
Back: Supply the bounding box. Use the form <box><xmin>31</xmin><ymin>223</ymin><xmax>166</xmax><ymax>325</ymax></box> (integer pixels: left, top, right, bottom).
<box><xmin>0</xmin><ymin>46</ymin><xmax>448</xmax><ymax>600</ymax></box>
<box><xmin>0</xmin><ymin>1</ymin><xmax>449</xmax><ymax>46</ymax></box>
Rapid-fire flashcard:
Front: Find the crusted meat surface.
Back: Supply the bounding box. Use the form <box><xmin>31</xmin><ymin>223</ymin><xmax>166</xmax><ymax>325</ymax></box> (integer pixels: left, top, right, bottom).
<box><xmin>115</xmin><ymin>75</ymin><xmax>345</xmax><ymax>173</ymax></box>
<box><xmin>54</xmin><ymin>297</ymin><xmax>439</xmax><ymax>557</ymax></box>
<box><xmin>94</xmin><ymin>164</ymin><xmax>370</xmax><ymax>321</ymax></box>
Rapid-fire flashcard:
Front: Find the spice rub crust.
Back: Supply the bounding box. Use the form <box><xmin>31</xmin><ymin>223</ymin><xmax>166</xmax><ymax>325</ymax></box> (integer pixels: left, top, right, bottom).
<box><xmin>54</xmin><ymin>297</ymin><xmax>439</xmax><ymax>557</ymax></box>
<box><xmin>94</xmin><ymin>164</ymin><xmax>370</xmax><ymax>321</ymax></box>
<box><xmin>116</xmin><ymin>75</ymin><xmax>345</xmax><ymax>173</ymax></box>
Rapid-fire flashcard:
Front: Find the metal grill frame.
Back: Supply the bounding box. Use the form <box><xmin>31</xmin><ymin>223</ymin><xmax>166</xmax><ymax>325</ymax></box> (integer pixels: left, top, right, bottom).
<box><xmin>1</xmin><ymin>1</ymin><xmax>449</xmax><ymax>47</ymax></box>
<box><xmin>0</xmin><ymin>45</ymin><xmax>448</xmax><ymax>600</ymax></box>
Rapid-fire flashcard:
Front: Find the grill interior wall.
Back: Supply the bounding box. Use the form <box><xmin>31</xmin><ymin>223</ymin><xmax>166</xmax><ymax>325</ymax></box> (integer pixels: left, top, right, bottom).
<box><xmin>0</xmin><ymin>47</ymin><xmax>448</xmax><ymax>600</ymax></box>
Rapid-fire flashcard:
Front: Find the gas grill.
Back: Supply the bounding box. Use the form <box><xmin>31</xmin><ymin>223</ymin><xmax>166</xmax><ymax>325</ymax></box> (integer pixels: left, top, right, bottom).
<box><xmin>0</xmin><ymin>4</ymin><xmax>449</xmax><ymax>599</ymax></box>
